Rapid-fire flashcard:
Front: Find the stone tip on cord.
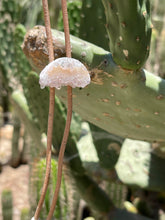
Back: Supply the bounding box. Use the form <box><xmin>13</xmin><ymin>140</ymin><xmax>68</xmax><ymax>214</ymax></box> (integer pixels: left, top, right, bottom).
<box><xmin>31</xmin><ymin>217</ymin><xmax>39</xmax><ymax>220</ymax></box>
<box><xmin>39</xmin><ymin>57</ymin><xmax>91</xmax><ymax>89</ymax></box>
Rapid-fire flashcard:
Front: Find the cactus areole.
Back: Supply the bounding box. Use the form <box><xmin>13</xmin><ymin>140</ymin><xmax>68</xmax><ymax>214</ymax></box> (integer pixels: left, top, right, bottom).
<box><xmin>39</xmin><ymin>57</ymin><xmax>91</xmax><ymax>89</ymax></box>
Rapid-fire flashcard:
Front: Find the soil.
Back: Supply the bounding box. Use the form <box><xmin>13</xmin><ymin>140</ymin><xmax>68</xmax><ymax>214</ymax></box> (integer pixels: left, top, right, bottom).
<box><xmin>0</xmin><ymin>124</ymin><xmax>30</xmax><ymax>220</ymax></box>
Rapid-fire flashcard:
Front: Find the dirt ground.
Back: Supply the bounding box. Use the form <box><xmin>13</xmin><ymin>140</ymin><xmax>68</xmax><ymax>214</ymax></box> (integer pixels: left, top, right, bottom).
<box><xmin>0</xmin><ymin>124</ymin><xmax>30</xmax><ymax>220</ymax></box>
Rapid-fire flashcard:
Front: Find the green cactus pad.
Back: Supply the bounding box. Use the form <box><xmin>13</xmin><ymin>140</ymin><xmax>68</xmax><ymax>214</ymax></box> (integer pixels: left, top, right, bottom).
<box><xmin>79</xmin><ymin>0</ymin><xmax>109</xmax><ymax>50</ymax></box>
<box><xmin>89</xmin><ymin>123</ymin><xmax>123</xmax><ymax>169</ymax></box>
<box><xmin>102</xmin><ymin>0</ymin><xmax>152</xmax><ymax>70</ymax></box>
<box><xmin>23</xmin><ymin>26</ymin><xmax>165</xmax><ymax>142</ymax></box>
<box><xmin>116</xmin><ymin>139</ymin><xmax>165</xmax><ymax>191</ymax></box>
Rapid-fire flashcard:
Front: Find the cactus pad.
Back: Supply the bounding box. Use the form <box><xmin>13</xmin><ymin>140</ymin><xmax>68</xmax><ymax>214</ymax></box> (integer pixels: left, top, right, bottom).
<box><xmin>102</xmin><ymin>0</ymin><xmax>152</xmax><ymax>70</ymax></box>
<box><xmin>23</xmin><ymin>26</ymin><xmax>165</xmax><ymax>142</ymax></box>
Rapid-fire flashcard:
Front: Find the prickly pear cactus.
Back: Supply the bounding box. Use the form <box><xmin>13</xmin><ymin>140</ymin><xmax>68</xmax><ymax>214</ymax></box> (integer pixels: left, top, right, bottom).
<box><xmin>116</xmin><ymin>139</ymin><xmax>165</xmax><ymax>191</ymax></box>
<box><xmin>58</xmin><ymin>0</ymin><xmax>82</xmax><ymax>37</ymax></box>
<box><xmin>89</xmin><ymin>123</ymin><xmax>123</xmax><ymax>169</ymax></box>
<box><xmin>3</xmin><ymin>0</ymin><xmax>165</xmax><ymax>219</ymax></box>
<box><xmin>11</xmin><ymin>89</ymin><xmax>156</xmax><ymax>220</ymax></box>
<box><xmin>79</xmin><ymin>0</ymin><xmax>109</xmax><ymax>50</ymax></box>
<box><xmin>1</xmin><ymin>189</ymin><xmax>13</xmax><ymax>220</ymax></box>
<box><xmin>22</xmin><ymin>26</ymin><xmax>165</xmax><ymax>142</ymax></box>
<box><xmin>102</xmin><ymin>0</ymin><xmax>152</xmax><ymax>70</ymax></box>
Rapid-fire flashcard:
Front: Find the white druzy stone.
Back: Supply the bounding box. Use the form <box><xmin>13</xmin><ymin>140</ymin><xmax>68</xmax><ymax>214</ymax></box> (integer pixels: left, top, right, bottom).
<box><xmin>39</xmin><ymin>57</ymin><xmax>91</xmax><ymax>89</ymax></box>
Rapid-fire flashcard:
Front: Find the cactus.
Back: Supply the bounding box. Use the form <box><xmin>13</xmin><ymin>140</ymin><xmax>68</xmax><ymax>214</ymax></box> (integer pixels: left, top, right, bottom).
<box><xmin>58</xmin><ymin>0</ymin><xmax>82</xmax><ymax>37</ymax></box>
<box><xmin>20</xmin><ymin>131</ymin><xmax>31</xmax><ymax>164</ymax></box>
<box><xmin>0</xmin><ymin>0</ymin><xmax>41</xmax><ymax>88</ymax></box>
<box><xmin>0</xmin><ymin>0</ymin><xmax>20</xmax><ymax>87</ymax></box>
<box><xmin>20</xmin><ymin>3</ymin><xmax>165</xmax><ymax>218</ymax></box>
<box><xmin>11</xmin><ymin>88</ymin><xmax>105</xmax><ymax>219</ymax></box>
<box><xmin>102</xmin><ymin>0</ymin><xmax>152</xmax><ymax>70</ymax></box>
<box><xmin>89</xmin><ymin>123</ymin><xmax>123</xmax><ymax>169</ymax></box>
<box><xmin>25</xmin><ymin>71</ymin><xmax>82</xmax><ymax>156</ymax></box>
<box><xmin>2</xmin><ymin>0</ymin><xmax>165</xmax><ymax>219</ymax></box>
<box><xmin>10</xmin><ymin>87</ymin><xmax>163</xmax><ymax>217</ymax></box>
<box><xmin>10</xmin><ymin>89</ymin><xmax>158</xmax><ymax>220</ymax></box>
<box><xmin>10</xmin><ymin>114</ymin><xmax>21</xmax><ymax>167</ymax></box>
<box><xmin>30</xmin><ymin>158</ymin><xmax>81</xmax><ymax>220</ymax></box>
<box><xmin>10</xmin><ymin>86</ymin><xmax>156</xmax><ymax>219</ymax></box>
<box><xmin>22</xmin><ymin>25</ymin><xmax>165</xmax><ymax>143</ymax></box>
<box><xmin>116</xmin><ymin>139</ymin><xmax>165</xmax><ymax>191</ymax></box>
<box><xmin>13</xmin><ymin>24</ymin><xmax>31</xmax><ymax>88</ymax></box>
<box><xmin>1</xmin><ymin>189</ymin><xmax>13</xmax><ymax>220</ymax></box>
<box><xmin>20</xmin><ymin>208</ymin><xmax>30</xmax><ymax>220</ymax></box>
<box><xmin>157</xmin><ymin>22</ymin><xmax>165</xmax><ymax>78</ymax></box>
<box><xmin>11</xmin><ymin>90</ymin><xmax>45</xmax><ymax>158</ymax></box>
<box><xmin>19</xmin><ymin>0</ymin><xmax>43</xmax><ymax>29</ymax></box>
<box><xmin>10</xmin><ymin>89</ymin><xmax>114</xmax><ymax>219</ymax></box>
<box><xmin>106</xmin><ymin>182</ymin><xmax>127</xmax><ymax>209</ymax></box>
<box><xmin>79</xmin><ymin>0</ymin><xmax>109</xmax><ymax>50</ymax></box>
<box><xmin>145</xmin><ymin>0</ymin><xmax>165</xmax><ymax>77</ymax></box>
<box><xmin>30</xmin><ymin>158</ymin><xmax>68</xmax><ymax>219</ymax></box>
<box><xmin>49</xmin><ymin>0</ymin><xmax>61</xmax><ymax>29</ymax></box>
